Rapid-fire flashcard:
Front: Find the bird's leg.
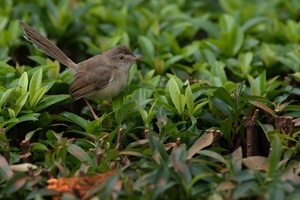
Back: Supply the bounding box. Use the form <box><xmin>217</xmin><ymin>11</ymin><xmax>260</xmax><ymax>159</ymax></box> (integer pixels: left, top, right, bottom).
<box><xmin>83</xmin><ymin>98</ymin><xmax>99</xmax><ymax>120</ymax></box>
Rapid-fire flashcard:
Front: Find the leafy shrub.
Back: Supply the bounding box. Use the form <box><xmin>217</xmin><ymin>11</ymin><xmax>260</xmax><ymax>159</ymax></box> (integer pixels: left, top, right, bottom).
<box><xmin>1</xmin><ymin>0</ymin><xmax>300</xmax><ymax>199</ymax></box>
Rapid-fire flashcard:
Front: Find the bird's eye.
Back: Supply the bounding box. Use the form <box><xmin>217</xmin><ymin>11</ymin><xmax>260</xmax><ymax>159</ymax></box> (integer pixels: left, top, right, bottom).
<box><xmin>120</xmin><ymin>55</ymin><xmax>124</xmax><ymax>60</ymax></box>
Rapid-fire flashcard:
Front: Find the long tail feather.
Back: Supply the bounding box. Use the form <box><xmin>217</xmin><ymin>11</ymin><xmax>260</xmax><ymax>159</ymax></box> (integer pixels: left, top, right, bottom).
<box><xmin>18</xmin><ymin>20</ymin><xmax>79</xmax><ymax>73</ymax></box>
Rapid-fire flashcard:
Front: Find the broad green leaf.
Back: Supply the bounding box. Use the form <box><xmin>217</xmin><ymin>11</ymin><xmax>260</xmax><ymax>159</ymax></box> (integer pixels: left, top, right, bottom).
<box><xmin>67</xmin><ymin>144</ymin><xmax>94</xmax><ymax>165</ymax></box>
<box><xmin>167</xmin><ymin>76</ymin><xmax>185</xmax><ymax>114</ymax></box>
<box><xmin>149</xmin><ymin>133</ymin><xmax>168</xmax><ymax>163</ymax></box>
<box><xmin>29</xmin><ymin>68</ymin><xmax>43</xmax><ymax>105</ymax></box>
<box><xmin>8</xmin><ymin>108</ymin><xmax>16</xmax><ymax>119</ymax></box>
<box><xmin>30</xmin><ymin>85</ymin><xmax>48</xmax><ymax>108</ymax></box>
<box><xmin>16</xmin><ymin>72</ymin><xmax>28</xmax><ymax>95</ymax></box>
<box><xmin>242</xmin><ymin>17</ymin><xmax>266</xmax><ymax>32</ymax></box>
<box><xmin>239</xmin><ymin>52</ymin><xmax>253</xmax><ymax>76</ymax></box>
<box><xmin>25</xmin><ymin>128</ymin><xmax>42</xmax><ymax>140</ymax></box>
<box><xmin>198</xmin><ymin>150</ymin><xmax>226</xmax><ymax>164</ymax></box>
<box><xmin>257</xmin><ymin>121</ymin><xmax>274</xmax><ymax>141</ymax></box>
<box><xmin>146</xmin><ymin>100</ymin><xmax>157</xmax><ymax>128</ymax></box>
<box><xmin>185</xmin><ymin>84</ymin><xmax>194</xmax><ymax>114</ymax></box>
<box><xmin>0</xmin><ymin>88</ymin><xmax>13</xmax><ymax>111</ymax></box>
<box><xmin>172</xmin><ymin>148</ymin><xmax>191</xmax><ymax>183</ymax></box>
<box><xmin>213</xmin><ymin>87</ymin><xmax>234</xmax><ymax>108</ymax></box>
<box><xmin>250</xmin><ymin>71</ymin><xmax>266</xmax><ymax>96</ymax></box>
<box><xmin>4</xmin><ymin>173</ymin><xmax>27</xmax><ymax>194</ymax></box>
<box><xmin>60</xmin><ymin>112</ymin><xmax>88</xmax><ymax>129</ymax></box>
<box><xmin>268</xmin><ymin>134</ymin><xmax>282</xmax><ymax>177</ymax></box>
<box><xmin>232</xmin><ymin>26</ymin><xmax>244</xmax><ymax>56</ymax></box>
<box><xmin>192</xmin><ymin>101</ymin><xmax>207</xmax><ymax>116</ymax></box>
<box><xmin>34</xmin><ymin>94</ymin><xmax>70</xmax><ymax>112</ymax></box>
<box><xmin>25</xmin><ymin>189</ymin><xmax>59</xmax><ymax>199</ymax></box>
<box><xmin>211</xmin><ymin>62</ymin><xmax>227</xmax><ymax>85</ymax></box>
<box><xmin>211</xmin><ymin>97</ymin><xmax>233</xmax><ymax>117</ymax></box>
<box><xmin>5</xmin><ymin>113</ymin><xmax>40</xmax><ymax>132</ymax></box>
<box><xmin>267</xmin><ymin>181</ymin><xmax>285</xmax><ymax>200</ymax></box>
<box><xmin>0</xmin><ymin>154</ymin><xmax>13</xmax><ymax>181</ymax></box>
<box><xmin>285</xmin><ymin>19</ymin><xmax>299</xmax><ymax>43</ymax></box>
<box><xmin>11</xmin><ymin>92</ymin><xmax>29</xmax><ymax>116</ymax></box>
<box><xmin>219</xmin><ymin>14</ymin><xmax>244</xmax><ymax>56</ymax></box>
<box><xmin>138</xmin><ymin>36</ymin><xmax>155</xmax><ymax>59</ymax></box>
<box><xmin>0</xmin><ymin>118</ymin><xmax>19</xmax><ymax>129</ymax></box>
<box><xmin>136</xmin><ymin>100</ymin><xmax>148</xmax><ymax>124</ymax></box>
<box><xmin>163</xmin><ymin>32</ymin><xmax>181</xmax><ymax>54</ymax></box>
<box><xmin>220</xmin><ymin>117</ymin><xmax>233</xmax><ymax>144</ymax></box>
<box><xmin>202</xmin><ymin>49</ymin><xmax>217</xmax><ymax>66</ymax></box>
<box><xmin>229</xmin><ymin>147</ymin><xmax>242</xmax><ymax>173</ymax></box>
<box><xmin>28</xmin><ymin>55</ymin><xmax>47</xmax><ymax>65</ymax></box>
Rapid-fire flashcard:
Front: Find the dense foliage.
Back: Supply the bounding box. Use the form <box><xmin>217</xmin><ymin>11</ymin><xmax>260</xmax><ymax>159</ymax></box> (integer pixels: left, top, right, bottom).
<box><xmin>1</xmin><ymin>0</ymin><xmax>300</xmax><ymax>199</ymax></box>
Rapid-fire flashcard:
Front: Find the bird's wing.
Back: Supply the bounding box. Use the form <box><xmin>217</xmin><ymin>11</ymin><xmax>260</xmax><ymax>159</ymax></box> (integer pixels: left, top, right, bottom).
<box><xmin>69</xmin><ymin>66</ymin><xmax>112</xmax><ymax>100</ymax></box>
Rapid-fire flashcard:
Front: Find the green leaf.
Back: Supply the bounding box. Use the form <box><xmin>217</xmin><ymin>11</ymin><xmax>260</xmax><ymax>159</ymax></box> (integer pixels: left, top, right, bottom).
<box><xmin>198</xmin><ymin>150</ymin><xmax>226</xmax><ymax>164</ymax></box>
<box><xmin>211</xmin><ymin>97</ymin><xmax>233</xmax><ymax>117</ymax></box>
<box><xmin>4</xmin><ymin>173</ymin><xmax>28</xmax><ymax>194</ymax></box>
<box><xmin>8</xmin><ymin>108</ymin><xmax>16</xmax><ymax>119</ymax></box>
<box><xmin>0</xmin><ymin>88</ymin><xmax>13</xmax><ymax>111</ymax></box>
<box><xmin>25</xmin><ymin>128</ymin><xmax>42</xmax><ymax>140</ymax></box>
<box><xmin>267</xmin><ymin>181</ymin><xmax>285</xmax><ymax>200</ymax></box>
<box><xmin>60</xmin><ymin>112</ymin><xmax>88</xmax><ymax>129</ymax></box>
<box><xmin>34</xmin><ymin>94</ymin><xmax>70</xmax><ymax>112</ymax></box>
<box><xmin>28</xmin><ymin>55</ymin><xmax>47</xmax><ymax>65</ymax></box>
<box><xmin>167</xmin><ymin>76</ymin><xmax>185</xmax><ymax>114</ymax></box>
<box><xmin>220</xmin><ymin>117</ymin><xmax>233</xmax><ymax>144</ymax></box>
<box><xmin>149</xmin><ymin>133</ymin><xmax>168</xmax><ymax>163</ymax></box>
<box><xmin>26</xmin><ymin>189</ymin><xmax>59</xmax><ymax>199</ymax></box>
<box><xmin>29</xmin><ymin>86</ymin><xmax>48</xmax><ymax>108</ymax></box>
<box><xmin>193</xmin><ymin>101</ymin><xmax>209</xmax><ymax>116</ymax></box>
<box><xmin>213</xmin><ymin>87</ymin><xmax>234</xmax><ymax>108</ymax></box>
<box><xmin>250</xmin><ymin>71</ymin><xmax>266</xmax><ymax>96</ymax></box>
<box><xmin>185</xmin><ymin>84</ymin><xmax>194</xmax><ymax>114</ymax></box>
<box><xmin>219</xmin><ymin>14</ymin><xmax>244</xmax><ymax>56</ymax></box>
<box><xmin>136</xmin><ymin>100</ymin><xmax>148</xmax><ymax>125</ymax></box>
<box><xmin>5</xmin><ymin>113</ymin><xmax>40</xmax><ymax>132</ymax></box>
<box><xmin>29</xmin><ymin>68</ymin><xmax>43</xmax><ymax>106</ymax></box>
<box><xmin>11</xmin><ymin>92</ymin><xmax>29</xmax><ymax>116</ymax></box>
<box><xmin>138</xmin><ymin>36</ymin><xmax>155</xmax><ymax>59</ymax></box>
<box><xmin>0</xmin><ymin>154</ymin><xmax>13</xmax><ymax>181</ymax></box>
<box><xmin>67</xmin><ymin>144</ymin><xmax>94</xmax><ymax>165</ymax></box>
<box><xmin>16</xmin><ymin>72</ymin><xmax>28</xmax><ymax>95</ymax></box>
<box><xmin>211</xmin><ymin>62</ymin><xmax>227</xmax><ymax>85</ymax></box>
<box><xmin>268</xmin><ymin>134</ymin><xmax>282</xmax><ymax>177</ymax></box>
<box><xmin>257</xmin><ymin>121</ymin><xmax>274</xmax><ymax>141</ymax></box>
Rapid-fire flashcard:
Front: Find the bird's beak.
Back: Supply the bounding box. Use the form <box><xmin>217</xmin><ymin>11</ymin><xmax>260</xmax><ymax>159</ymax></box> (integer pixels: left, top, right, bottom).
<box><xmin>130</xmin><ymin>55</ymin><xmax>144</xmax><ymax>61</ymax></box>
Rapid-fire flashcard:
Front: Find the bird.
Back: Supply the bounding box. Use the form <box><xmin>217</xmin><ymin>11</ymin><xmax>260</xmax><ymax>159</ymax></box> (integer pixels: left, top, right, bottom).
<box><xmin>18</xmin><ymin>20</ymin><xmax>144</xmax><ymax>119</ymax></box>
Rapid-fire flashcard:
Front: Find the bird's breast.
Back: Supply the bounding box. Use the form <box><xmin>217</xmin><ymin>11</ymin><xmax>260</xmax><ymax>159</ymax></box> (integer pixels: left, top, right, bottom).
<box><xmin>89</xmin><ymin>70</ymin><xmax>129</xmax><ymax>100</ymax></box>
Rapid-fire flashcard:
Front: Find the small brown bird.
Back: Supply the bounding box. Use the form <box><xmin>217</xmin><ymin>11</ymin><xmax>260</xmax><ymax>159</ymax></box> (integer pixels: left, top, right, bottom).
<box><xmin>18</xmin><ymin>20</ymin><xmax>144</xmax><ymax>119</ymax></box>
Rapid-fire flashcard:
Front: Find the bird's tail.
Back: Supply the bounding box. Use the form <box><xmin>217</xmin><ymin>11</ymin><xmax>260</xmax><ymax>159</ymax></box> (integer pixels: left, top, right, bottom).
<box><xmin>18</xmin><ymin>20</ymin><xmax>79</xmax><ymax>73</ymax></box>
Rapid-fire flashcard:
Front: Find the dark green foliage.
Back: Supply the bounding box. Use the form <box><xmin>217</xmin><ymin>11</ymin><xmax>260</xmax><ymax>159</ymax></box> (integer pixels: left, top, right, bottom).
<box><xmin>1</xmin><ymin>0</ymin><xmax>300</xmax><ymax>199</ymax></box>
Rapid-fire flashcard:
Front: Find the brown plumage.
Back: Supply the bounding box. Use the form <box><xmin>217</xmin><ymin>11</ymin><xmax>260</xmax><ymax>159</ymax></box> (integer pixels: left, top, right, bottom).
<box><xmin>18</xmin><ymin>20</ymin><xmax>144</xmax><ymax>119</ymax></box>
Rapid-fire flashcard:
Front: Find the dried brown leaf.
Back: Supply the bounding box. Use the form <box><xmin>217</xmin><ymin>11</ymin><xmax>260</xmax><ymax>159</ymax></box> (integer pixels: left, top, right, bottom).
<box><xmin>187</xmin><ymin>133</ymin><xmax>213</xmax><ymax>160</ymax></box>
<box><xmin>242</xmin><ymin>156</ymin><xmax>269</xmax><ymax>171</ymax></box>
